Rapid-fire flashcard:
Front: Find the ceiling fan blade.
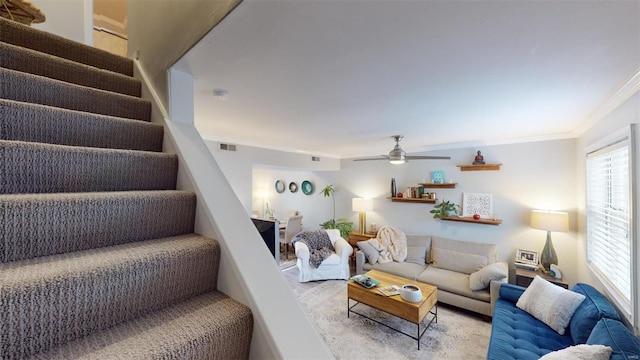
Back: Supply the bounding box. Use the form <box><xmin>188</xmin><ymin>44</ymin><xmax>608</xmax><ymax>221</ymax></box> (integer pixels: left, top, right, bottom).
<box><xmin>406</xmin><ymin>155</ymin><xmax>451</xmax><ymax>160</ymax></box>
<box><xmin>353</xmin><ymin>156</ymin><xmax>390</xmax><ymax>161</ymax></box>
<box><xmin>353</xmin><ymin>155</ymin><xmax>450</xmax><ymax>161</ymax></box>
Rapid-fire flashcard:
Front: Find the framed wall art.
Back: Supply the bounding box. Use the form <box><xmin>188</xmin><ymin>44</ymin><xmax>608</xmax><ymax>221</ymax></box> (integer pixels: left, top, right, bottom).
<box><xmin>515</xmin><ymin>249</ymin><xmax>539</xmax><ymax>265</ymax></box>
<box><xmin>462</xmin><ymin>193</ymin><xmax>493</xmax><ymax>217</ymax></box>
<box><xmin>431</xmin><ymin>170</ymin><xmax>446</xmax><ymax>184</ymax></box>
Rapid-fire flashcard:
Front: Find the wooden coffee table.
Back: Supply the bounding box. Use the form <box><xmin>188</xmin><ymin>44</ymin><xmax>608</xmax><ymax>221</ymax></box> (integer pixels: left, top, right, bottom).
<box><xmin>347</xmin><ymin>270</ymin><xmax>437</xmax><ymax>349</ymax></box>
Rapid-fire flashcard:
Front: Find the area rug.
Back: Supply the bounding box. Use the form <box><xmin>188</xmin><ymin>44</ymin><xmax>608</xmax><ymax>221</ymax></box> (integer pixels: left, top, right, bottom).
<box><xmin>279</xmin><ymin>251</ymin><xmax>297</xmax><ymax>271</ymax></box>
<box><xmin>279</xmin><ymin>258</ymin><xmax>296</xmax><ymax>271</ymax></box>
<box><xmin>297</xmin><ymin>279</ymin><xmax>491</xmax><ymax>359</ymax></box>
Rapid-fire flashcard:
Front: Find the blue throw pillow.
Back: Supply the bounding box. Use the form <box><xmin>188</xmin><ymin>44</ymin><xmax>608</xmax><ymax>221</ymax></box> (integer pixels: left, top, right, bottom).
<box><xmin>587</xmin><ymin>318</ymin><xmax>640</xmax><ymax>360</ymax></box>
<box><xmin>569</xmin><ymin>283</ymin><xmax>621</xmax><ymax>344</ymax></box>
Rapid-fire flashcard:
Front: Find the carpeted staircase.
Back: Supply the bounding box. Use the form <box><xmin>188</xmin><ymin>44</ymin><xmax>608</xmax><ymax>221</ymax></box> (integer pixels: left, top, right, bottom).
<box><xmin>0</xmin><ymin>17</ymin><xmax>253</xmax><ymax>359</ymax></box>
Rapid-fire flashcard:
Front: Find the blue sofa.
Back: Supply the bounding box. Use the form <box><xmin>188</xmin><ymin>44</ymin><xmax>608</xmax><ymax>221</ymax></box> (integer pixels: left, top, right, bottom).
<box><xmin>487</xmin><ymin>282</ymin><xmax>640</xmax><ymax>359</ymax></box>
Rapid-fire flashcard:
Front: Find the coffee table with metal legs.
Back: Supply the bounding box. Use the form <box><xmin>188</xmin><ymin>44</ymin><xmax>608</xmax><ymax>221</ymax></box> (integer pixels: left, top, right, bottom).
<box><xmin>347</xmin><ymin>270</ymin><xmax>438</xmax><ymax>350</ymax></box>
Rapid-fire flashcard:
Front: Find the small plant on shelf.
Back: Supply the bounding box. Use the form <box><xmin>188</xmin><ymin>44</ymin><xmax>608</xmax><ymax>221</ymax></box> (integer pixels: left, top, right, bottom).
<box><xmin>430</xmin><ymin>200</ymin><xmax>461</xmax><ymax>219</ymax></box>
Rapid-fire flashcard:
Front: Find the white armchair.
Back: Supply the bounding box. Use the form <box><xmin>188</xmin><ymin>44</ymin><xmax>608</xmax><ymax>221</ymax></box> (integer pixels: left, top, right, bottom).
<box><xmin>294</xmin><ymin>229</ymin><xmax>353</xmax><ymax>282</ymax></box>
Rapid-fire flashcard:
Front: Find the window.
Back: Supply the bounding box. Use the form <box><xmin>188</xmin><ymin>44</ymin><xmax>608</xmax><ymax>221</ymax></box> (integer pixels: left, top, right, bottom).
<box><xmin>586</xmin><ymin>125</ymin><xmax>635</xmax><ymax>323</ymax></box>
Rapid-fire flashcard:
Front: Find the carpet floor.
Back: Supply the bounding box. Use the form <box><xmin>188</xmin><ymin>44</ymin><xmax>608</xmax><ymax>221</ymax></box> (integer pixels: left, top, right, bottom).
<box><xmin>282</xmin><ymin>267</ymin><xmax>491</xmax><ymax>359</ymax></box>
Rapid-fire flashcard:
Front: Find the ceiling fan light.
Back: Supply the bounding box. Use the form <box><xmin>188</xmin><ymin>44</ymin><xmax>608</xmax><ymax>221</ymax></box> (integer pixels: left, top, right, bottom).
<box><xmin>388</xmin><ymin>145</ymin><xmax>406</xmax><ymax>164</ymax></box>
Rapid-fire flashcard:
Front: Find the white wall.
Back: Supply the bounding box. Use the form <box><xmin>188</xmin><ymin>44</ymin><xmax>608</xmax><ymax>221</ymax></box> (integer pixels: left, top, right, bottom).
<box><xmin>128</xmin><ymin>0</ymin><xmax>240</xmax><ymax>111</ymax></box>
<box><xmin>31</xmin><ymin>0</ymin><xmax>88</xmax><ymax>43</ymax></box>
<box><xmin>205</xmin><ymin>139</ymin><xmax>340</xmax><ymax>214</ymax></box>
<box><xmin>229</xmin><ymin>140</ymin><xmax>579</xmax><ymax>284</ymax></box>
<box><xmin>252</xmin><ymin>168</ymin><xmax>335</xmax><ymax>232</ymax></box>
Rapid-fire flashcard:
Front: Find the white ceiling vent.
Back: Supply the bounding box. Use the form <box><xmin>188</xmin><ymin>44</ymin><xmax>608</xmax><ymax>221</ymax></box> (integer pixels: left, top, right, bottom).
<box><xmin>219</xmin><ymin>143</ymin><xmax>237</xmax><ymax>152</ymax></box>
<box><xmin>311</xmin><ymin>156</ymin><xmax>320</xmax><ymax>162</ymax></box>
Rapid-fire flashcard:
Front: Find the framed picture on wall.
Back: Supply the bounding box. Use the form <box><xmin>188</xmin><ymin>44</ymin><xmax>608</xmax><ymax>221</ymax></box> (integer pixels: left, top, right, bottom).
<box><xmin>462</xmin><ymin>192</ymin><xmax>493</xmax><ymax>217</ymax></box>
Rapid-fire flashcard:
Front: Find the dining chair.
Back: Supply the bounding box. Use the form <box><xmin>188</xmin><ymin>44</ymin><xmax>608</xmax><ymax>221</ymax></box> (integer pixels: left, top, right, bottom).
<box><xmin>280</xmin><ymin>215</ymin><xmax>303</xmax><ymax>259</ymax></box>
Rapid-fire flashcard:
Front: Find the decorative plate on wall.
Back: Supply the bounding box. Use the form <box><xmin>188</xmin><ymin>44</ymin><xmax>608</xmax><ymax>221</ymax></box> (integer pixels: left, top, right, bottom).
<box><xmin>275</xmin><ymin>180</ymin><xmax>285</xmax><ymax>193</ymax></box>
<box><xmin>289</xmin><ymin>182</ymin><xmax>298</xmax><ymax>193</ymax></box>
<box><xmin>301</xmin><ymin>180</ymin><xmax>314</xmax><ymax>195</ymax></box>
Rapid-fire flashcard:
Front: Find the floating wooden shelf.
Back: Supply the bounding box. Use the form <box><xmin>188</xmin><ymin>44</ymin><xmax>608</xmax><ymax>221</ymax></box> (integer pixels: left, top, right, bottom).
<box><xmin>389</xmin><ymin>197</ymin><xmax>437</xmax><ymax>204</ymax></box>
<box><xmin>418</xmin><ymin>183</ymin><xmax>457</xmax><ymax>189</ymax></box>
<box><xmin>457</xmin><ymin>164</ymin><xmax>502</xmax><ymax>171</ymax></box>
<box><xmin>441</xmin><ymin>216</ymin><xmax>502</xmax><ymax>226</ymax></box>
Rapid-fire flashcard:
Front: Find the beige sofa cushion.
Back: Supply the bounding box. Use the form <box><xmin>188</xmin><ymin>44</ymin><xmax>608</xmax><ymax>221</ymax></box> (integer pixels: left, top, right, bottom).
<box><xmin>363</xmin><ymin>261</ymin><xmax>426</xmax><ymax>281</ymax></box>
<box><xmin>417</xmin><ymin>266</ymin><xmax>491</xmax><ymax>302</ymax></box>
<box><xmin>430</xmin><ymin>236</ymin><xmax>497</xmax><ymax>274</ymax></box>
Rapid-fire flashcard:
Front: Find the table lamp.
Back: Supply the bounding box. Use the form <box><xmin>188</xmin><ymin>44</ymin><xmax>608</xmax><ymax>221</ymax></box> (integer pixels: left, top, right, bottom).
<box><xmin>530</xmin><ymin>210</ymin><xmax>569</xmax><ymax>272</ymax></box>
<box><xmin>352</xmin><ymin>198</ymin><xmax>373</xmax><ymax>234</ymax></box>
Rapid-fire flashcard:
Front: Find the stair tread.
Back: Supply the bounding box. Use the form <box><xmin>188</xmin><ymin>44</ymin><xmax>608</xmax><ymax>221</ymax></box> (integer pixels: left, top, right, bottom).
<box><xmin>0</xmin><ymin>99</ymin><xmax>163</xmax><ymax>151</ymax></box>
<box><xmin>0</xmin><ymin>68</ymin><xmax>150</xmax><ymax>121</ymax></box>
<box><xmin>0</xmin><ymin>139</ymin><xmax>178</xmax><ymax>194</ymax></box>
<box><xmin>28</xmin><ymin>291</ymin><xmax>253</xmax><ymax>360</ymax></box>
<box><xmin>1</xmin><ymin>234</ymin><xmax>223</xmax><ymax>358</ymax></box>
<box><xmin>0</xmin><ymin>234</ymin><xmax>215</xmax><ymax>279</ymax></box>
<box><xmin>0</xmin><ymin>42</ymin><xmax>141</xmax><ymax>97</ymax></box>
<box><xmin>0</xmin><ymin>190</ymin><xmax>196</xmax><ymax>262</ymax></box>
<box><xmin>0</xmin><ymin>16</ymin><xmax>133</xmax><ymax>76</ymax></box>
<box><xmin>0</xmin><ymin>17</ymin><xmax>253</xmax><ymax>359</ymax></box>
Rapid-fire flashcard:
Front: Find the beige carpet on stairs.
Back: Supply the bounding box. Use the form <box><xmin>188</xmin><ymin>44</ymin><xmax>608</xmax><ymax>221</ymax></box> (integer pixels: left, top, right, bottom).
<box><xmin>281</xmin><ymin>266</ymin><xmax>491</xmax><ymax>359</ymax></box>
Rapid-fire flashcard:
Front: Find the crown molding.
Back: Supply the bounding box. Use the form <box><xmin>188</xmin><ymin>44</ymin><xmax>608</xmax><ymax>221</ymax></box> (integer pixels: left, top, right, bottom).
<box><xmin>572</xmin><ymin>68</ymin><xmax>640</xmax><ymax>137</ymax></box>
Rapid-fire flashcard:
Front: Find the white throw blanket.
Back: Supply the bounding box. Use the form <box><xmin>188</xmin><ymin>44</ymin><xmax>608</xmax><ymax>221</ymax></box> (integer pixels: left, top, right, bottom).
<box><xmin>368</xmin><ymin>226</ymin><xmax>407</xmax><ymax>263</ymax></box>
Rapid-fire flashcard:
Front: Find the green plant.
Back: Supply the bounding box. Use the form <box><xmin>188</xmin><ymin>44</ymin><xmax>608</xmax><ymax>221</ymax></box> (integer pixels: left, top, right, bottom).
<box><xmin>430</xmin><ymin>200</ymin><xmax>461</xmax><ymax>219</ymax></box>
<box><xmin>319</xmin><ymin>218</ymin><xmax>353</xmax><ymax>239</ymax></box>
<box><xmin>319</xmin><ymin>185</ymin><xmax>353</xmax><ymax>238</ymax></box>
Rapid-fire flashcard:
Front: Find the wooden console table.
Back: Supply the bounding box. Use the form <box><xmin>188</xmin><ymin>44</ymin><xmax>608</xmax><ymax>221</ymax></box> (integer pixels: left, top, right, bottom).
<box><xmin>515</xmin><ymin>267</ymin><xmax>568</xmax><ymax>289</ymax></box>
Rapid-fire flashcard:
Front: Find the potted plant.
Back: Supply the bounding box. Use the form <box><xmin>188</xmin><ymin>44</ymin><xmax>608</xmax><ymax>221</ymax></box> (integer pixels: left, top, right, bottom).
<box><xmin>319</xmin><ymin>185</ymin><xmax>353</xmax><ymax>238</ymax></box>
<box><xmin>430</xmin><ymin>200</ymin><xmax>461</xmax><ymax>219</ymax></box>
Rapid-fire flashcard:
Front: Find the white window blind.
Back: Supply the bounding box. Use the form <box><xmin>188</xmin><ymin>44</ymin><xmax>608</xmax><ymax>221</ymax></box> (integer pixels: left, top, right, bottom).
<box><xmin>586</xmin><ymin>136</ymin><xmax>632</xmax><ymax>317</ymax></box>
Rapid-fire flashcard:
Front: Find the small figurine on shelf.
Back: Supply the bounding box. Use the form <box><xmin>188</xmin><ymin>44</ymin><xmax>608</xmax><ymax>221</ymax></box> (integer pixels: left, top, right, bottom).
<box><xmin>473</xmin><ymin>150</ymin><xmax>485</xmax><ymax>165</ymax></box>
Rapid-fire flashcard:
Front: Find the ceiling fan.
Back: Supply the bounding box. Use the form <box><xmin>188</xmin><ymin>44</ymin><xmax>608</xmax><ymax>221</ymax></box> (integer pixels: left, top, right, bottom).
<box><xmin>354</xmin><ymin>135</ymin><xmax>450</xmax><ymax>164</ymax></box>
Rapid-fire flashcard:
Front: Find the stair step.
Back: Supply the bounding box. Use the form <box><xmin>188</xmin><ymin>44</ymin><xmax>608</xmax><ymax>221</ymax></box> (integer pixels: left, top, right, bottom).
<box><xmin>0</xmin><ymin>68</ymin><xmax>150</xmax><ymax>121</ymax></box>
<box><xmin>0</xmin><ymin>140</ymin><xmax>177</xmax><ymax>194</ymax></box>
<box><xmin>0</xmin><ymin>234</ymin><xmax>221</xmax><ymax>359</ymax></box>
<box><xmin>0</xmin><ymin>190</ymin><xmax>196</xmax><ymax>262</ymax></box>
<box><xmin>0</xmin><ymin>99</ymin><xmax>163</xmax><ymax>151</ymax></box>
<box><xmin>0</xmin><ymin>17</ymin><xmax>133</xmax><ymax>76</ymax></box>
<box><xmin>0</xmin><ymin>42</ymin><xmax>141</xmax><ymax>97</ymax></box>
<box><xmin>28</xmin><ymin>291</ymin><xmax>253</xmax><ymax>360</ymax></box>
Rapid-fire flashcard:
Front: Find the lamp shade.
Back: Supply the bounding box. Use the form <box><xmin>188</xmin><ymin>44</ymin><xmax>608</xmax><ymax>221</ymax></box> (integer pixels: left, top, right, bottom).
<box><xmin>530</xmin><ymin>210</ymin><xmax>569</xmax><ymax>232</ymax></box>
<box><xmin>352</xmin><ymin>198</ymin><xmax>373</xmax><ymax>212</ymax></box>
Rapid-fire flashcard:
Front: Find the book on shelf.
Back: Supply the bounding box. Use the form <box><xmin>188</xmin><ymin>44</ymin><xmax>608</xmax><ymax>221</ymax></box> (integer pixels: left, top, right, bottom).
<box><xmin>377</xmin><ymin>285</ymin><xmax>400</xmax><ymax>296</ymax></box>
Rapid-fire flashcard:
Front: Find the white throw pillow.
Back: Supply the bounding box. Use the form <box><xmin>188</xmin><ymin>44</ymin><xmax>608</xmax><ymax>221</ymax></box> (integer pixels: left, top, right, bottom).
<box><xmin>516</xmin><ymin>276</ymin><xmax>586</xmax><ymax>335</ymax></box>
<box><xmin>539</xmin><ymin>344</ymin><xmax>612</xmax><ymax>360</ymax></box>
<box><xmin>469</xmin><ymin>263</ymin><xmax>507</xmax><ymax>290</ymax></box>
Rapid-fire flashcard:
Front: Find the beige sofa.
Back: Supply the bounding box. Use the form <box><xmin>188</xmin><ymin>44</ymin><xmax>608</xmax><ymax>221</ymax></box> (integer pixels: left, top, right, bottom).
<box><xmin>355</xmin><ymin>235</ymin><xmax>508</xmax><ymax>317</ymax></box>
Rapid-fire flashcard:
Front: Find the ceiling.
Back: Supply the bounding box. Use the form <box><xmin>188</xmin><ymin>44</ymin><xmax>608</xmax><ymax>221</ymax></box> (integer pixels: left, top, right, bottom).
<box><xmin>173</xmin><ymin>0</ymin><xmax>640</xmax><ymax>159</ymax></box>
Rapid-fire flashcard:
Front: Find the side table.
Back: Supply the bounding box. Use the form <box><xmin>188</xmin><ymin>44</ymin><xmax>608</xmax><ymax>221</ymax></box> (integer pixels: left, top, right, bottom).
<box><xmin>347</xmin><ymin>232</ymin><xmax>377</xmax><ymax>267</ymax></box>
<box><xmin>515</xmin><ymin>267</ymin><xmax>568</xmax><ymax>289</ymax></box>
